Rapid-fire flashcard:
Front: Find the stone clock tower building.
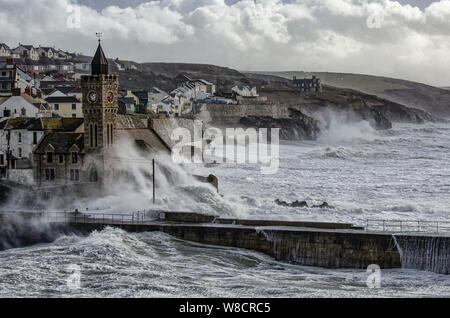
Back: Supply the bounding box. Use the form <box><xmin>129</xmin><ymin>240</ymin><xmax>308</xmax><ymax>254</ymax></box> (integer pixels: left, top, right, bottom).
<box><xmin>81</xmin><ymin>39</ymin><xmax>118</xmax><ymax>184</ymax></box>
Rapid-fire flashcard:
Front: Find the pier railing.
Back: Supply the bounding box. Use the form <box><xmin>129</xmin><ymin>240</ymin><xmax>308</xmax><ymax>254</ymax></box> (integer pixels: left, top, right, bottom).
<box><xmin>365</xmin><ymin>219</ymin><xmax>450</xmax><ymax>234</ymax></box>
<box><xmin>27</xmin><ymin>211</ymin><xmax>150</xmax><ymax>225</ymax></box>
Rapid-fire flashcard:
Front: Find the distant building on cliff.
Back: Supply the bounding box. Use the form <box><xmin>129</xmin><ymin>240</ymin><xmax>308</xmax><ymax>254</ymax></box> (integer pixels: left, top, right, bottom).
<box><xmin>293</xmin><ymin>76</ymin><xmax>321</xmax><ymax>93</ymax></box>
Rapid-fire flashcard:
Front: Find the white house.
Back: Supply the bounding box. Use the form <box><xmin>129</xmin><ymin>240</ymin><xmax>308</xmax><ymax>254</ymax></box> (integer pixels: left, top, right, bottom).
<box><xmin>0</xmin><ymin>117</ymin><xmax>83</xmax><ymax>177</ymax></box>
<box><xmin>0</xmin><ymin>118</ymin><xmax>44</xmax><ymax>169</ymax></box>
<box><xmin>0</xmin><ymin>95</ymin><xmax>40</xmax><ymax>118</ymax></box>
<box><xmin>56</xmin><ymin>50</ymin><xmax>70</xmax><ymax>60</ymax></box>
<box><xmin>13</xmin><ymin>45</ymin><xmax>39</xmax><ymax>61</ymax></box>
<box><xmin>0</xmin><ymin>43</ymin><xmax>11</xmax><ymax>57</ymax></box>
<box><xmin>37</xmin><ymin>46</ymin><xmax>54</xmax><ymax>59</ymax></box>
<box><xmin>195</xmin><ymin>79</ymin><xmax>216</xmax><ymax>95</ymax></box>
<box><xmin>74</xmin><ymin>62</ymin><xmax>90</xmax><ymax>72</ymax></box>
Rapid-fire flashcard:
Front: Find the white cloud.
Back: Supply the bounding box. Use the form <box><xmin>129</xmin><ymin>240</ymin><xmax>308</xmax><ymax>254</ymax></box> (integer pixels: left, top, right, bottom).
<box><xmin>1</xmin><ymin>0</ymin><xmax>450</xmax><ymax>86</ymax></box>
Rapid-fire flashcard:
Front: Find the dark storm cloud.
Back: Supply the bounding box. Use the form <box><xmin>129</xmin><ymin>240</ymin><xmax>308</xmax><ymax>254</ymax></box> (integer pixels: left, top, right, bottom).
<box><xmin>0</xmin><ymin>0</ymin><xmax>449</xmax><ymax>86</ymax></box>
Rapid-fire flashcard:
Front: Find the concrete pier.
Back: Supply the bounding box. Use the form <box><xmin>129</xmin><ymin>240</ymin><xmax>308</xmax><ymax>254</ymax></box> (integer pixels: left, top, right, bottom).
<box><xmin>59</xmin><ymin>211</ymin><xmax>400</xmax><ymax>270</ymax></box>
<box><xmin>1</xmin><ymin>211</ymin><xmax>449</xmax><ymax>273</ymax></box>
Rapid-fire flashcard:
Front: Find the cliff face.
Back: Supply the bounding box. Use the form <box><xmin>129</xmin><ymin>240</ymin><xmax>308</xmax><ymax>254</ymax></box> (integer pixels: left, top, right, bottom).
<box><xmin>239</xmin><ymin>108</ymin><xmax>319</xmax><ymax>141</ymax></box>
<box><xmin>263</xmin><ymin>85</ymin><xmax>443</xmax><ymax>132</ymax></box>
<box><xmin>197</xmin><ymin>82</ymin><xmax>445</xmax><ymax>141</ymax></box>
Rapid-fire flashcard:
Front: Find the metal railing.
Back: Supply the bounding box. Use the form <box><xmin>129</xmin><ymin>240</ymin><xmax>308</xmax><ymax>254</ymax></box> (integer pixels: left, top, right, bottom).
<box><xmin>366</xmin><ymin>219</ymin><xmax>450</xmax><ymax>234</ymax></box>
<box><xmin>0</xmin><ymin>211</ymin><xmax>149</xmax><ymax>225</ymax></box>
<box><xmin>45</xmin><ymin>211</ymin><xmax>149</xmax><ymax>225</ymax></box>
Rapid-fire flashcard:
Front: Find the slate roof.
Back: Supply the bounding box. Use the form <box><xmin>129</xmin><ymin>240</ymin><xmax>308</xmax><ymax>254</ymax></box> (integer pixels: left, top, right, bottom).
<box><xmin>0</xmin><ymin>119</ymin><xmax>8</xmax><ymax>130</ymax></box>
<box><xmin>41</xmin><ymin>88</ymin><xmax>56</xmax><ymax>96</ymax></box>
<box><xmin>0</xmin><ymin>117</ymin><xmax>83</xmax><ymax>132</ymax></box>
<box><xmin>34</xmin><ymin>132</ymin><xmax>84</xmax><ymax>154</ymax></box>
<box><xmin>118</xmin><ymin>97</ymin><xmax>136</xmax><ymax>105</ymax></box>
<box><xmin>45</xmin><ymin>96</ymin><xmax>80</xmax><ymax>103</ymax></box>
<box><xmin>115</xmin><ymin>129</ymin><xmax>170</xmax><ymax>154</ymax></box>
<box><xmin>132</xmin><ymin>91</ymin><xmax>149</xmax><ymax>100</ymax></box>
<box><xmin>175</xmin><ymin>74</ymin><xmax>192</xmax><ymax>82</ymax></box>
<box><xmin>1</xmin><ymin>118</ymin><xmax>37</xmax><ymax>130</ymax></box>
<box><xmin>29</xmin><ymin>117</ymin><xmax>84</xmax><ymax>131</ymax></box>
<box><xmin>116</xmin><ymin>114</ymin><xmax>147</xmax><ymax>129</ymax></box>
<box><xmin>55</xmin><ymin>86</ymin><xmax>81</xmax><ymax>95</ymax></box>
<box><xmin>0</xmin><ymin>96</ymin><xmax>39</xmax><ymax>110</ymax></box>
<box><xmin>39</xmin><ymin>47</ymin><xmax>53</xmax><ymax>52</ymax></box>
<box><xmin>91</xmin><ymin>43</ymin><xmax>108</xmax><ymax>75</ymax></box>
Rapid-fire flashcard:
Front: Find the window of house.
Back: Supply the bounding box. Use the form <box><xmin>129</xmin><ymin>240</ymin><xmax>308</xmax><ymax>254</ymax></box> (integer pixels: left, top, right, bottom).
<box><xmin>94</xmin><ymin>124</ymin><xmax>98</xmax><ymax>147</ymax></box>
<box><xmin>54</xmin><ymin>104</ymin><xmax>59</xmax><ymax>110</ymax></box>
<box><xmin>0</xmin><ymin>154</ymin><xmax>4</xmax><ymax>166</ymax></box>
<box><xmin>1</xmin><ymin>71</ymin><xmax>6</xmax><ymax>76</ymax></box>
<box><xmin>70</xmin><ymin>169</ymin><xmax>80</xmax><ymax>181</ymax></box>
<box><xmin>72</xmin><ymin>104</ymin><xmax>76</xmax><ymax>110</ymax></box>
<box><xmin>45</xmin><ymin>168</ymin><xmax>55</xmax><ymax>181</ymax></box>
<box><xmin>58</xmin><ymin>154</ymin><xmax>64</xmax><ymax>164</ymax></box>
<box><xmin>107</xmin><ymin>124</ymin><xmax>110</xmax><ymax>147</ymax></box>
<box><xmin>89</xmin><ymin>124</ymin><xmax>93</xmax><ymax>147</ymax></box>
<box><xmin>72</xmin><ymin>152</ymin><xmax>78</xmax><ymax>164</ymax></box>
<box><xmin>110</xmin><ymin>124</ymin><xmax>113</xmax><ymax>145</ymax></box>
<box><xmin>72</xmin><ymin>114</ymin><xmax>76</xmax><ymax>118</ymax></box>
<box><xmin>33</xmin><ymin>132</ymin><xmax>38</xmax><ymax>145</ymax></box>
<box><xmin>18</xmin><ymin>148</ymin><xmax>22</xmax><ymax>158</ymax></box>
<box><xmin>18</xmin><ymin>132</ymin><xmax>22</xmax><ymax>143</ymax></box>
<box><xmin>47</xmin><ymin>152</ymin><xmax>53</xmax><ymax>164</ymax></box>
<box><xmin>90</xmin><ymin>167</ymin><xmax>98</xmax><ymax>182</ymax></box>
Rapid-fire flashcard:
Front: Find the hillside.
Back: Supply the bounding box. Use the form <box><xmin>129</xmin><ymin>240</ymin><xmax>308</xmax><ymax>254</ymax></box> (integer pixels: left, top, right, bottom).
<box><xmin>257</xmin><ymin>71</ymin><xmax>450</xmax><ymax>118</ymax></box>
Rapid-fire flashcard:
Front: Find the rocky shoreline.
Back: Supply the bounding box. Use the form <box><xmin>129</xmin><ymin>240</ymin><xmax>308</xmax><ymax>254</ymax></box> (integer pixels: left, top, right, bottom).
<box><xmin>235</xmin><ymin>85</ymin><xmax>445</xmax><ymax>141</ymax></box>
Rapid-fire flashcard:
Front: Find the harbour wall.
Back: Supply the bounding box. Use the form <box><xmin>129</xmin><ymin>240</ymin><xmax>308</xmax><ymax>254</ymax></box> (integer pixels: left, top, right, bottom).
<box><xmin>199</xmin><ymin>103</ymin><xmax>290</xmax><ymax>126</ymax></box>
<box><xmin>2</xmin><ymin>211</ymin><xmax>449</xmax><ymax>274</ymax></box>
<box><xmin>67</xmin><ymin>221</ymin><xmax>401</xmax><ymax>270</ymax></box>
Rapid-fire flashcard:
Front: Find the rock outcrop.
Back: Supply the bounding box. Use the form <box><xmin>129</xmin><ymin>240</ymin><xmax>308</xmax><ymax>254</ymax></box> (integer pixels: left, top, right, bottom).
<box><xmin>239</xmin><ymin>108</ymin><xmax>319</xmax><ymax>140</ymax></box>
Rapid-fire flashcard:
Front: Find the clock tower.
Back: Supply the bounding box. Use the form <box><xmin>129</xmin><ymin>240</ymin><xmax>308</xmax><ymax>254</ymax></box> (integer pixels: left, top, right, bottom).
<box><xmin>81</xmin><ymin>37</ymin><xmax>118</xmax><ymax>184</ymax></box>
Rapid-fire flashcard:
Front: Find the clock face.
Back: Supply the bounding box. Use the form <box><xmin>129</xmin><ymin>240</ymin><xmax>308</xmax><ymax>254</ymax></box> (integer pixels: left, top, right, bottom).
<box><xmin>106</xmin><ymin>91</ymin><xmax>114</xmax><ymax>103</ymax></box>
<box><xmin>88</xmin><ymin>91</ymin><xmax>97</xmax><ymax>103</ymax></box>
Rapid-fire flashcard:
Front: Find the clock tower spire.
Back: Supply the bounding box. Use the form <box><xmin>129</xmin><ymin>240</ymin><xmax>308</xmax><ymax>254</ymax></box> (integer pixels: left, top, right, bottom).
<box><xmin>81</xmin><ymin>36</ymin><xmax>118</xmax><ymax>184</ymax></box>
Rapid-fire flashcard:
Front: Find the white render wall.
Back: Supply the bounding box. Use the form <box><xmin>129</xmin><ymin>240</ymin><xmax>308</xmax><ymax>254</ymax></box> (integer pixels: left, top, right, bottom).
<box><xmin>0</xmin><ymin>129</ymin><xmax>43</xmax><ymax>161</ymax></box>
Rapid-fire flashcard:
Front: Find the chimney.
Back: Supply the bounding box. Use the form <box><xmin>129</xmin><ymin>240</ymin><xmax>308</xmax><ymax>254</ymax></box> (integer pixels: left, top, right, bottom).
<box><xmin>12</xmin><ymin>88</ymin><xmax>21</xmax><ymax>96</ymax></box>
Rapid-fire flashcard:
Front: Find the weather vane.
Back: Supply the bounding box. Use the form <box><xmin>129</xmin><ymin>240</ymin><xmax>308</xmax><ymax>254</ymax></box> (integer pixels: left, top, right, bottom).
<box><xmin>96</xmin><ymin>32</ymin><xmax>103</xmax><ymax>43</ymax></box>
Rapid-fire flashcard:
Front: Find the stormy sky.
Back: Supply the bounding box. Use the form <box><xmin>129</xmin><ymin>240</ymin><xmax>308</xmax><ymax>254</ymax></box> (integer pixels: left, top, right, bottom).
<box><xmin>0</xmin><ymin>0</ymin><xmax>449</xmax><ymax>87</ymax></box>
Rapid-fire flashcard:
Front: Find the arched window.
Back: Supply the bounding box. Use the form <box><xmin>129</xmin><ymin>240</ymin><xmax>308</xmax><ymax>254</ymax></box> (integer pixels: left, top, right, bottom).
<box><xmin>89</xmin><ymin>166</ymin><xmax>98</xmax><ymax>182</ymax></box>
<box><xmin>94</xmin><ymin>124</ymin><xmax>98</xmax><ymax>147</ymax></box>
<box><xmin>107</xmin><ymin>124</ymin><xmax>110</xmax><ymax>147</ymax></box>
<box><xmin>89</xmin><ymin>124</ymin><xmax>93</xmax><ymax>147</ymax></box>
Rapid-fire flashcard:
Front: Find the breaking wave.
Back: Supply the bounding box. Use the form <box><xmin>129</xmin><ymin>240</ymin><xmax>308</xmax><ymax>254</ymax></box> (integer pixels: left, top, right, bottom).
<box><xmin>0</xmin><ymin>227</ymin><xmax>449</xmax><ymax>297</ymax></box>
